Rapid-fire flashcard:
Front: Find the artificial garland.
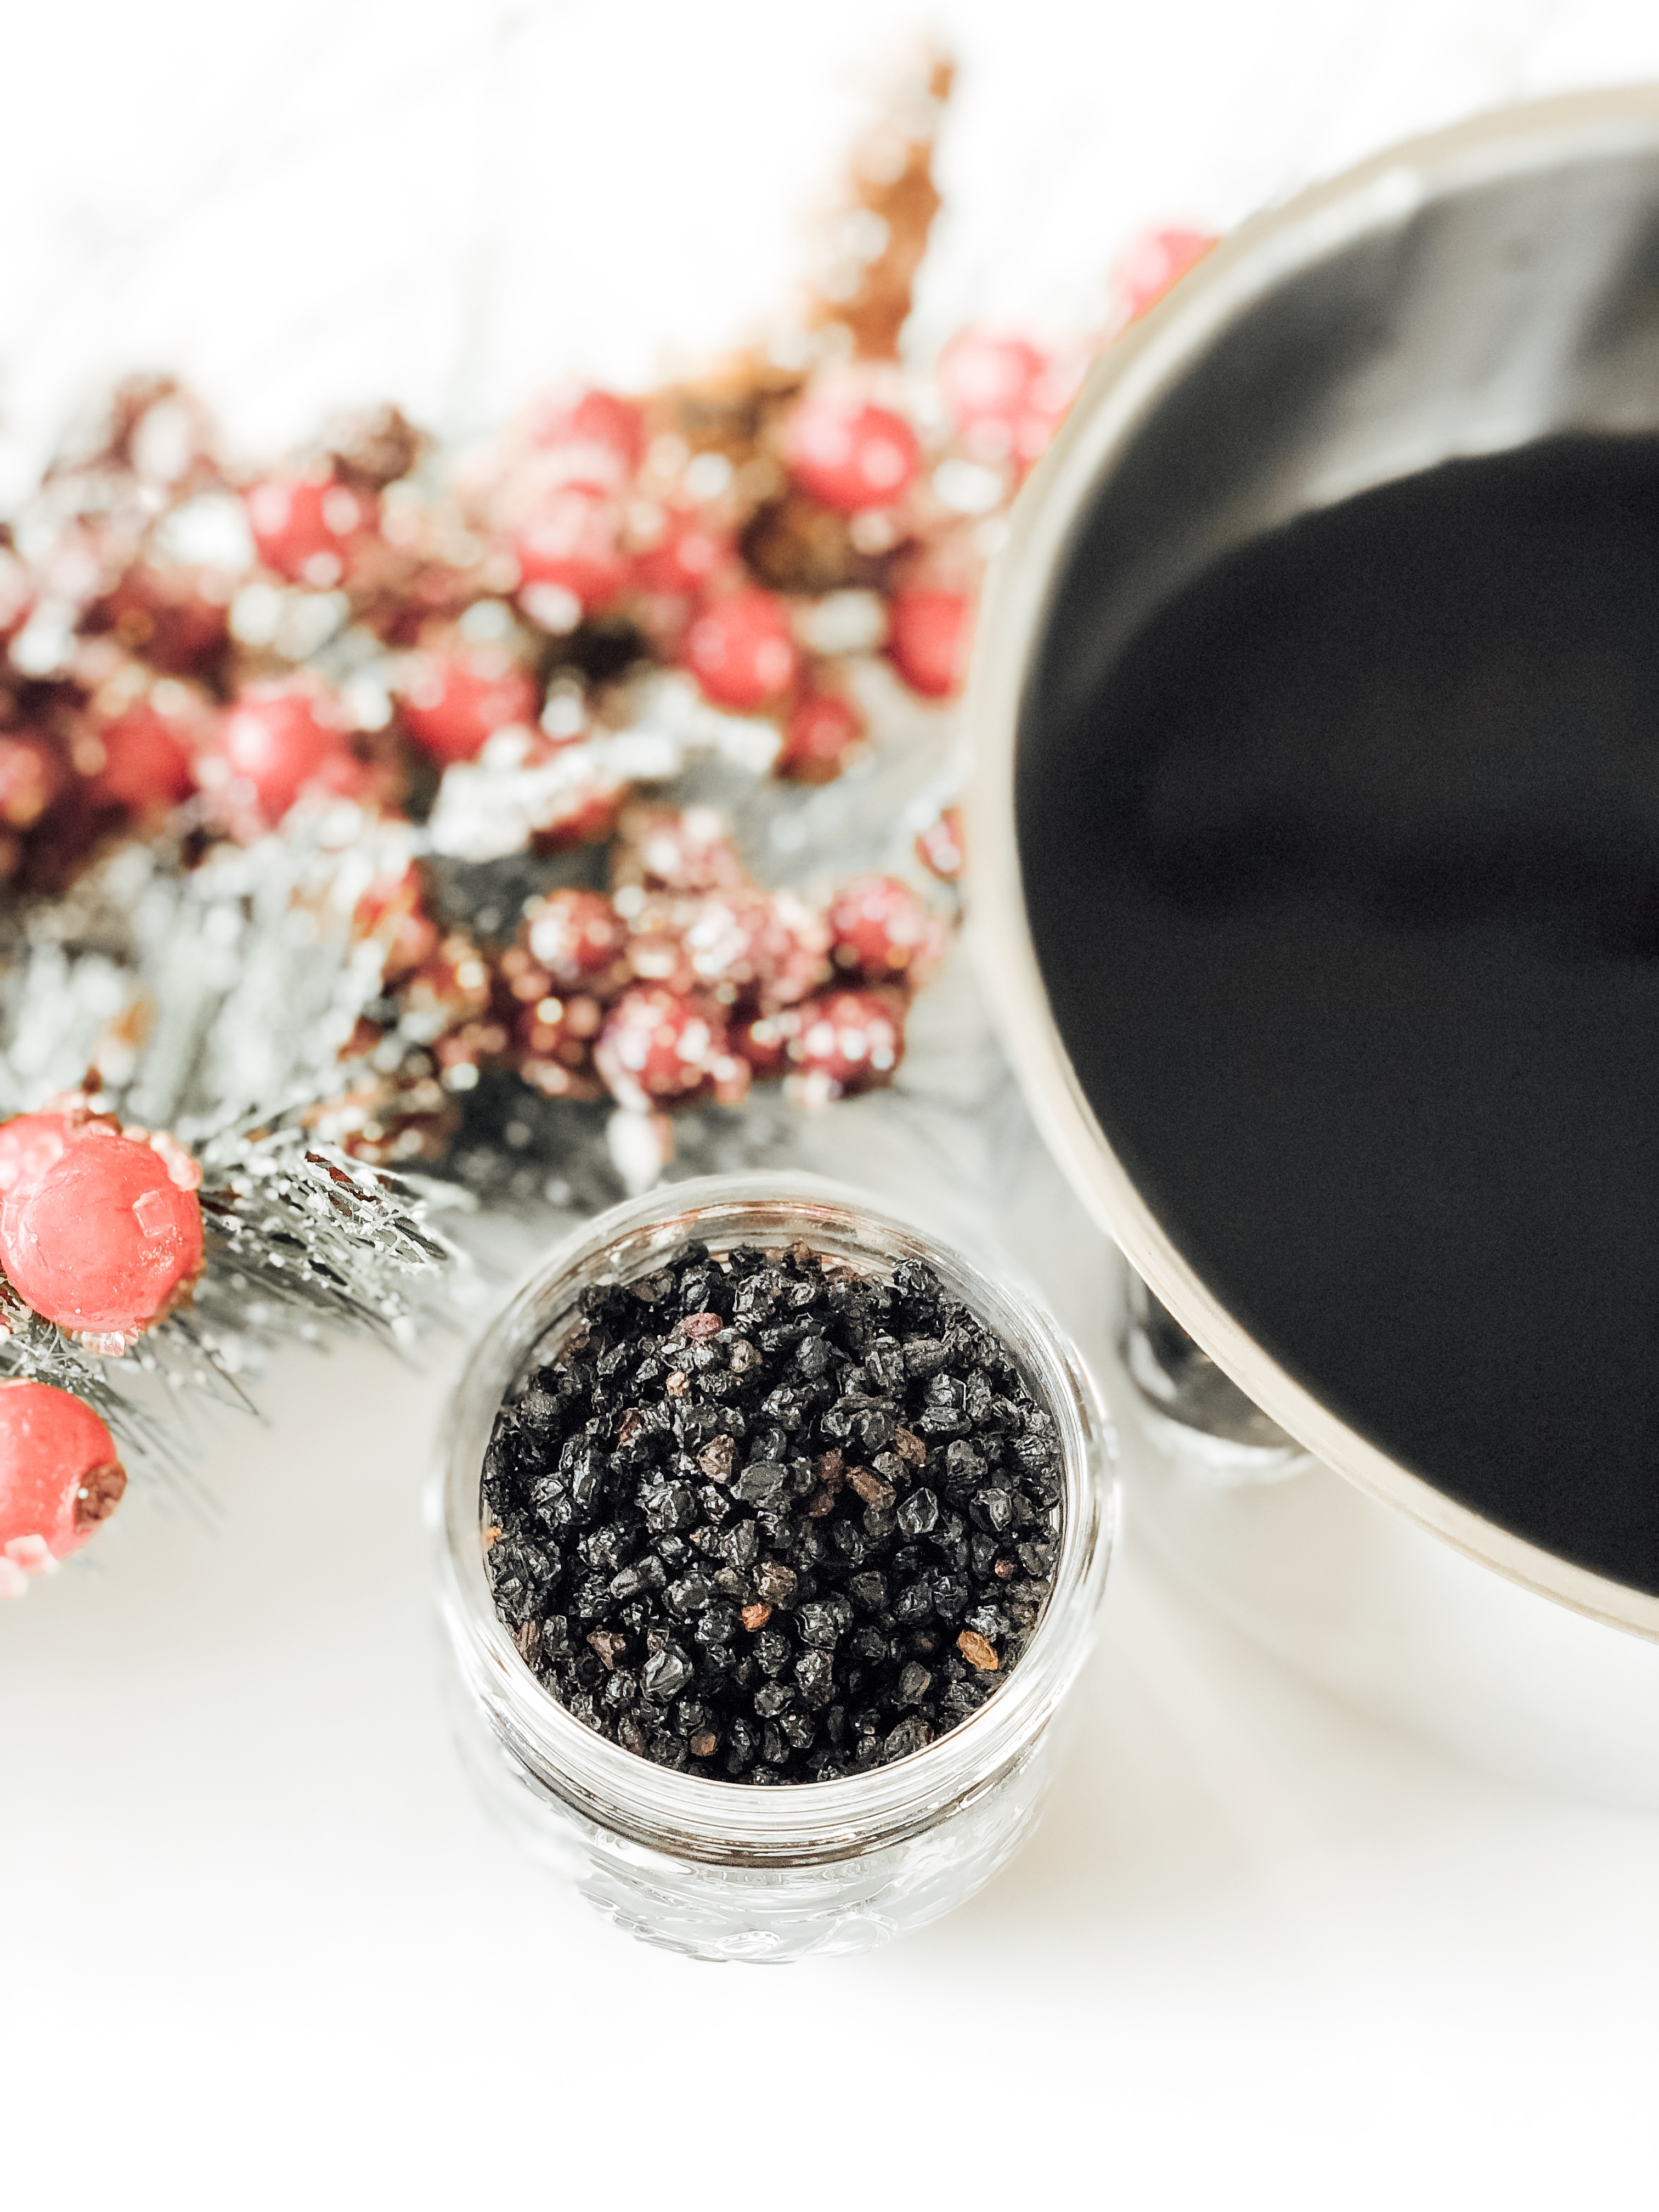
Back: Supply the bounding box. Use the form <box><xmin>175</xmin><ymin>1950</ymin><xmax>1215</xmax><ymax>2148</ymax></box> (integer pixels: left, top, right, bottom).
<box><xmin>0</xmin><ymin>53</ymin><xmax>1211</xmax><ymax>1591</ymax></box>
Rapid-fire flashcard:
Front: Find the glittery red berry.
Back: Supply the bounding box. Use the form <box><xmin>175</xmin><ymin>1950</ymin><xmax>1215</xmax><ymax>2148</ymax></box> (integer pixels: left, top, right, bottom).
<box><xmin>0</xmin><ymin>1380</ymin><xmax>126</xmax><ymax>1592</ymax></box>
<box><xmin>680</xmin><ymin>589</ymin><xmax>798</xmax><ymax>710</ymax></box>
<box><xmin>828</xmin><ymin>874</ymin><xmax>947</xmax><ymax>985</ymax></box>
<box><xmin>631</xmin><ymin>506</ymin><xmax>733</xmax><ymax>598</ymax></box>
<box><xmin>526</xmin><ymin>387</ymin><xmax>645</xmax><ymax>489</ymax></box>
<box><xmin>777</xmin><ymin>690</ymin><xmax>864</xmax><ymax>784</ymax></box>
<box><xmin>0</xmin><ymin>733</ymin><xmax>63</xmax><ymax>831</ymax></box>
<box><xmin>244</xmin><ymin>477</ymin><xmax>377</xmax><ymax>589</ymax></box>
<box><xmin>595</xmin><ymin>985</ymin><xmax>734</xmax><ymax>1110</ymax></box>
<box><xmin>733</xmin><ymin>1008</ymin><xmax>795</xmax><ymax>1079</ymax></box>
<box><xmin>886</xmin><ymin>589</ymin><xmax>972</xmax><ymax>699</ymax></box>
<box><xmin>513</xmin><ymin>486</ymin><xmax>629</xmax><ymax>631</ymax></box>
<box><xmin>522</xmin><ymin>888</ymin><xmax>629</xmax><ymax>988</ymax></box>
<box><xmin>398</xmin><ymin>648</ymin><xmax>537</xmax><ymax>766</ymax></box>
<box><xmin>89</xmin><ymin>699</ymin><xmax>197</xmax><ymax>816</ymax></box>
<box><xmin>1111</xmin><ymin>227</ymin><xmax>1216</xmax><ymax>322</ymax></box>
<box><xmin>0</xmin><ymin>1124</ymin><xmax>204</xmax><ymax>1347</ymax></box>
<box><xmin>785</xmin><ymin>989</ymin><xmax>905</xmax><ymax>1099</ymax></box>
<box><xmin>679</xmin><ymin>887</ymin><xmax>830</xmax><ymax>1011</ymax></box>
<box><xmin>785</xmin><ymin>398</ymin><xmax>921</xmax><ymax>514</ymax></box>
<box><xmin>199</xmin><ymin>682</ymin><xmax>356</xmax><ymax>826</ymax></box>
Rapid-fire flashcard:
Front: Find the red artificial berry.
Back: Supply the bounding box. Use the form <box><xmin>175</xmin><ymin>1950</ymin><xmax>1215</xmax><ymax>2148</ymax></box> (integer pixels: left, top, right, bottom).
<box><xmin>785</xmin><ymin>989</ymin><xmax>905</xmax><ymax>1098</ymax></box>
<box><xmin>523</xmin><ymin>888</ymin><xmax>629</xmax><ymax>988</ymax></box>
<box><xmin>777</xmin><ymin>691</ymin><xmax>865</xmax><ymax>785</ymax></box>
<box><xmin>631</xmin><ymin>506</ymin><xmax>733</xmax><ymax>598</ymax></box>
<box><xmin>828</xmin><ymin>874</ymin><xmax>947</xmax><ymax>985</ymax></box>
<box><xmin>940</xmin><ymin>330</ymin><xmax>1049</xmax><ymax>429</ymax></box>
<box><xmin>513</xmin><ymin>486</ymin><xmax>629</xmax><ymax>629</ymax></box>
<box><xmin>201</xmin><ymin>683</ymin><xmax>356</xmax><ymax>825</ymax></box>
<box><xmin>526</xmin><ymin>387</ymin><xmax>645</xmax><ymax>488</ymax></box>
<box><xmin>0</xmin><ymin>1380</ymin><xmax>127</xmax><ymax>1582</ymax></box>
<box><xmin>89</xmin><ymin>699</ymin><xmax>197</xmax><ymax>816</ymax></box>
<box><xmin>594</xmin><ymin>985</ymin><xmax>728</xmax><ymax>1109</ymax></box>
<box><xmin>244</xmin><ymin>477</ymin><xmax>377</xmax><ymax>589</ymax></box>
<box><xmin>1112</xmin><ymin>226</ymin><xmax>1216</xmax><ymax>323</ymax></box>
<box><xmin>680</xmin><ymin>589</ymin><xmax>798</xmax><ymax>710</ymax></box>
<box><xmin>0</xmin><ymin>733</ymin><xmax>63</xmax><ymax>830</ymax></box>
<box><xmin>915</xmin><ymin>805</ymin><xmax>965</xmax><ymax>883</ymax></box>
<box><xmin>398</xmin><ymin>648</ymin><xmax>537</xmax><ymax>767</ymax></box>
<box><xmin>0</xmin><ymin>1124</ymin><xmax>204</xmax><ymax>1346</ymax></box>
<box><xmin>784</xmin><ymin>398</ymin><xmax>921</xmax><ymax>514</ymax></box>
<box><xmin>886</xmin><ymin>589</ymin><xmax>972</xmax><ymax>699</ymax></box>
<box><xmin>938</xmin><ymin>330</ymin><xmax>1074</xmax><ymax>470</ymax></box>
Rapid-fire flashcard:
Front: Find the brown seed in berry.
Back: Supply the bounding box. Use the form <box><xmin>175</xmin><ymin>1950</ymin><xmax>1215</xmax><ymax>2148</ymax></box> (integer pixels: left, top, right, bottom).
<box><xmin>587</xmin><ymin>1628</ymin><xmax>629</xmax><ymax>1670</ymax></box>
<box><xmin>848</xmin><ymin>1466</ymin><xmax>895</xmax><ymax>1507</ymax></box>
<box><xmin>691</xmin><ymin>1730</ymin><xmax>719</xmax><ymax>1758</ymax></box>
<box><xmin>741</xmin><ymin>1602</ymin><xmax>772</xmax><ymax>1632</ymax></box>
<box><xmin>617</xmin><ymin>1408</ymin><xmax>643</xmax><ymax>1445</ymax></box>
<box><xmin>515</xmin><ymin>1620</ymin><xmax>540</xmax><ymax>1662</ymax></box>
<box><xmin>729</xmin><ymin>1338</ymin><xmax>760</xmax><ymax>1375</ymax></box>
<box><xmin>957</xmin><ymin>1628</ymin><xmax>999</xmax><ymax>1671</ymax></box>
<box><xmin>994</xmin><ymin>1557</ymin><xmax>1018</xmax><ymax>1579</ymax></box>
<box><xmin>893</xmin><ymin>1427</ymin><xmax>927</xmax><ymax>1467</ymax></box>
<box><xmin>665</xmin><ymin>1370</ymin><xmax>688</xmax><ymax>1397</ymax></box>
<box><xmin>484</xmin><ymin>1524</ymin><xmax>503</xmax><ymax>1547</ymax></box>
<box><xmin>680</xmin><ymin>1310</ymin><xmax>724</xmax><ymax>1341</ymax></box>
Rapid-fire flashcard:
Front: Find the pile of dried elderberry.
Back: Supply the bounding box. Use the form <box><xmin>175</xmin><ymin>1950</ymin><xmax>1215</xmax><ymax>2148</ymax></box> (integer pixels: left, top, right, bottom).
<box><xmin>482</xmin><ymin>1236</ymin><xmax>1062</xmax><ymax>1782</ymax></box>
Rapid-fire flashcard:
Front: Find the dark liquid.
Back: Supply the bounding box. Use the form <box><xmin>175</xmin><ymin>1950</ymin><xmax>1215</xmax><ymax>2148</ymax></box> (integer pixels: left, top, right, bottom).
<box><xmin>1020</xmin><ymin>435</ymin><xmax>1659</xmax><ymax>1596</ymax></box>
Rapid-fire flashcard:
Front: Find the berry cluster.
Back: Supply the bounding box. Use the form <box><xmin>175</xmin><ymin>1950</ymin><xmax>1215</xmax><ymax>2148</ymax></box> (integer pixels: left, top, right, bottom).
<box><xmin>330</xmin><ymin>811</ymin><xmax>951</xmax><ymax>1162</ymax></box>
<box><xmin>0</xmin><ymin>314</ymin><xmax>1080</xmax><ymax>896</ymax></box>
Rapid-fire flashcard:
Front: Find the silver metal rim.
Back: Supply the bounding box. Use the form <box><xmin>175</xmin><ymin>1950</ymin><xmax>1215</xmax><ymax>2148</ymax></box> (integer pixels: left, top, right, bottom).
<box><xmin>966</xmin><ymin>84</ymin><xmax>1659</xmax><ymax>1642</ymax></box>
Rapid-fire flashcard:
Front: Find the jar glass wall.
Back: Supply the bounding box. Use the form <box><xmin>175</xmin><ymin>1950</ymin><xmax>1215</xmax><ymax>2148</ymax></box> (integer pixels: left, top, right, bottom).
<box><xmin>431</xmin><ymin>1173</ymin><xmax>1116</xmax><ymax>1961</ymax></box>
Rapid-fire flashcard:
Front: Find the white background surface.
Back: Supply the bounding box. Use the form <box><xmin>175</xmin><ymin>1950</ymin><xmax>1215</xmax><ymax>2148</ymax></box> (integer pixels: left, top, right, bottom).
<box><xmin>6</xmin><ymin>2</ymin><xmax>1659</xmax><ymax>2203</ymax></box>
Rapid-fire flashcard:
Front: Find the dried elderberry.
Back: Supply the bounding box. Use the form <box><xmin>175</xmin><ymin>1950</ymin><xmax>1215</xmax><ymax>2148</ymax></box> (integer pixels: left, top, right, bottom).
<box><xmin>482</xmin><ymin>1236</ymin><xmax>1062</xmax><ymax>1784</ymax></box>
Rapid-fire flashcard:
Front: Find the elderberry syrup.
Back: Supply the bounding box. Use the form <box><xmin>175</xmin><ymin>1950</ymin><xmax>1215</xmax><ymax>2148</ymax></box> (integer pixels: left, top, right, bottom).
<box><xmin>1019</xmin><ymin>434</ymin><xmax>1659</xmax><ymax>1599</ymax></box>
<box><xmin>432</xmin><ymin>1176</ymin><xmax>1114</xmax><ymax>1961</ymax></box>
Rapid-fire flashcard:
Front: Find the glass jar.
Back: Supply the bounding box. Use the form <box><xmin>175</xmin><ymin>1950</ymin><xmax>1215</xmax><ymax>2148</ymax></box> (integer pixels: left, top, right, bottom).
<box><xmin>431</xmin><ymin>1172</ymin><xmax>1116</xmax><ymax>1961</ymax></box>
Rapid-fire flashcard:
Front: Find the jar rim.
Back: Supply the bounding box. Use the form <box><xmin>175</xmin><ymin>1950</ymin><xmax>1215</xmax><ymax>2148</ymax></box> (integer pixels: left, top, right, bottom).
<box><xmin>431</xmin><ymin>1171</ymin><xmax>1116</xmax><ymax>1867</ymax></box>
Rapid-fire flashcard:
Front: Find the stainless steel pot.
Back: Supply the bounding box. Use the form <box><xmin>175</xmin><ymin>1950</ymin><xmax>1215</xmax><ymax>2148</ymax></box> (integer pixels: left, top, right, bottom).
<box><xmin>970</xmin><ymin>87</ymin><xmax>1659</xmax><ymax>1646</ymax></box>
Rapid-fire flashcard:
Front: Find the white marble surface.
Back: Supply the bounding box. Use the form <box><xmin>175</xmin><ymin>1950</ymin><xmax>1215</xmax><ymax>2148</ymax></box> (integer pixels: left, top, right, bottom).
<box><xmin>7</xmin><ymin>1</ymin><xmax>1659</xmax><ymax>2202</ymax></box>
